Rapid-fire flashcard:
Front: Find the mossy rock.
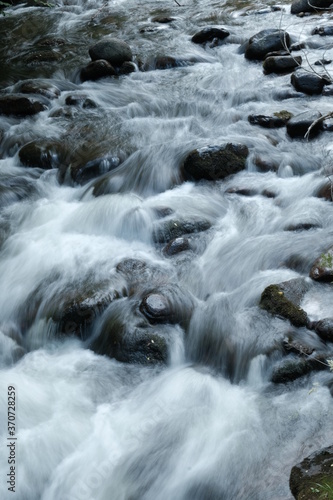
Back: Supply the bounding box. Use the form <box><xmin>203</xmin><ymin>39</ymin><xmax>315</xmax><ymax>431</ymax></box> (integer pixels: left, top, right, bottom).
<box><xmin>310</xmin><ymin>247</ymin><xmax>333</xmax><ymax>282</ymax></box>
<box><xmin>273</xmin><ymin>110</ymin><xmax>294</xmax><ymax>121</ymax></box>
<box><xmin>260</xmin><ymin>278</ymin><xmax>310</xmax><ymax>327</ymax></box>
<box><xmin>290</xmin><ymin>446</ymin><xmax>333</xmax><ymax>500</ymax></box>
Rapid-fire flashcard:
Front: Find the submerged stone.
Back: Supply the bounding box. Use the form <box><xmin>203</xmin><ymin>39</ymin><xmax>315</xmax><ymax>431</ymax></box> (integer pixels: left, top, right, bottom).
<box><xmin>313</xmin><ymin>318</ymin><xmax>333</xmax><ymax>342</ymax></box>
<box><xmin>271</xmin><ymin>356</ymin><xmax>328</xmax><ymax>383</ymax></box>
<box><xmin>163</xmin><ymin>237</ymin><xmax>191</xmax><ymax>257</ymax></box>
<box><xmin>153</xmin><ymin>218</ymin><xmax>211</xmax><ymax>244</ymax></box>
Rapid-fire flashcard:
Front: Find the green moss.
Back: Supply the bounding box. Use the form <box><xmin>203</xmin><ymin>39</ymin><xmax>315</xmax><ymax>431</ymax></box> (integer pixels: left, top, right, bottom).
<box><xmin>273</xmin><ymin>110</ymin><xmax>293</xmax><ymax>121</ymax></box>
<box><xmin>260</xmin><ymin>284</ymin><xmax>308</xmax><ymax>327</ymax></box>
<box><xmin>309</xmin><ymin>478</ymin><xmax>333</xmax><ymax>499</ymax></box>
<box><xmin>320</xmin><ymin>252</ymin><xmax>333</xmax><ymax>269</ymax></box>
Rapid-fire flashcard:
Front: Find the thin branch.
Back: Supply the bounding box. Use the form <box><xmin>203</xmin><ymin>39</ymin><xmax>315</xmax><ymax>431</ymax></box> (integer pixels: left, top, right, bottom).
<box><xmin>304</xmin><ymin>111</ymin><xmax>333</xmax><ymax>140</ymax></box>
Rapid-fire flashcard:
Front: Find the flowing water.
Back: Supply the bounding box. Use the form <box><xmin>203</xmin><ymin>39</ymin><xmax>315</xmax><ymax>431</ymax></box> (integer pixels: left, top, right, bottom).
<box><xmin>1</xmin><ymin>0</ymin><xmax>333</xmax><ymax>498</ymax></box>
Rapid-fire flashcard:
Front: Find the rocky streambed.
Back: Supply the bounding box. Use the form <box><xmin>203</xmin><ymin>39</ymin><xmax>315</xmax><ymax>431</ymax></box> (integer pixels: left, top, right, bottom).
<box><xmin>1</xmin><ymin>0</ymin><xmax>333</xmax><ymax>499</ymax></box>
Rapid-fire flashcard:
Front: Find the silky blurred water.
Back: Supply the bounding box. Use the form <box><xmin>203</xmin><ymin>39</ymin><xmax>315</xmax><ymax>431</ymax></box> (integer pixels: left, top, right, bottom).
<box><xmin>1</xmin><ymin>0</ymin><xmax>333</xmax><ymax>498</ymax></box>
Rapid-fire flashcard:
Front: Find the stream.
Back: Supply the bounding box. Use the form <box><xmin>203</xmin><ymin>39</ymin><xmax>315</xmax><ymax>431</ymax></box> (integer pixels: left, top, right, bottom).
<box><xmin>1</xmin><ymin>0</ymin><xmax>333</xmax><ymax>499</ymax></box>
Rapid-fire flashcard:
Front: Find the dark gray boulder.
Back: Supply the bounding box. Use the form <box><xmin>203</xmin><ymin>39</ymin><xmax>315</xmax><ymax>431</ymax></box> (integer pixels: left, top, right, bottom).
<box><xmin>70</xmin><ymin>155</ymin><xmax>122</xmax><ymax>185</ymax></box>
<box><xmin>191</xmin><ymin>27</ymin><xmax>230</xmax><ymax>44</ymax></box>
<box><xmin>163</xmin><ymin>237</ymin><xmax>191</xmax><ymax>256</ymax></box>
<box><xmin>286</xmin><ymin>110</ymin><xmax>322</xmax><ymax>139</ymax></box>
<box><xmin>0</xmin><ymin>96</ymin><xmax>47</xmax><ymax>117</ymax></box>
<box><xmin>291</xmin><ymin>70</ymin><xmax>328</xmax><ymax>95</ymax></box>
<box><xmin>89</xmin><ymin>37</ymin><xmax>132</xmax><ymax>66</ymax></box>
<box><xmin>313</xmin><ymin>318</ymin><xmax>333</xmax><ymax>342</ymax></box>
<box><xmin>80</xmin><ymin>60</ymin><xmax>116</xmax><ymax>82</ymax></box>
<box><xmin>248</xmin><ymin>114</ymin><xmax>290</xmax><ymax>128</ymax></box>
<box><xmin>182</xmin><ymin>143</ymin><xmax>249</xmax><ymax>182</ymax></box>
<box><xmin>245</xmin><ymin>29</ymin><xmax>290</xmax><ymax>61</ymax></box>
<box><xmin>18</xmin><ymin>139</ymin><xmax>67</xmax><ymax>170</ymax></box>
<box><xmin>290</xmin><ymin>446</ymin><xmax>333</xmax><ymax>499</ymax></box>
<box><xmin>291</xmin><ymin>0</ymin><xmax>333</xmax><ymax>15</ymax></box>
<box><xmin>263</xmin><ymin>55</ymin><xmax>301</xmax><ymax>74</ymax></box>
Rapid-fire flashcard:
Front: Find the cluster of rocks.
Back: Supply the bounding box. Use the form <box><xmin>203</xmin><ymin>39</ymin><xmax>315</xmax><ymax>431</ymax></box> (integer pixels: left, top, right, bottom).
<box><xmin>259</xmin><ymin>244</ymin><xmax>333</xmax><ymax>384</ymax></box>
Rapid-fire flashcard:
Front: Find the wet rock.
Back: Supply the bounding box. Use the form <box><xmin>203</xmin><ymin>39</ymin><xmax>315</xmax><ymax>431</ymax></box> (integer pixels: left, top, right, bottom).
<box><xmin>0</xmin><ymin>96</ymin><xmax>47</xmax><ymax>117</ymax></box>
<box><xmin>139</xmin><ymin>284</ymin><xmax>194</xmax><ymax>327</ymax></box>
<box><xmin>80</xmin><ymin>60</ymin><xmax>116</xmax><ymax>82</ymax></box>
<box><xmin>282</xmin><ymin>336</ymin><xmax>315</xmax><ymax>356</ymax></box>
<box><xmin>153</xmin><ymin>207</ymin><xmax>174</xmax><ymax>218</ymax></box>
<box><xmin>140</xmin><ymin>293</ymin><xmax>170</xmax><ymax>323</ymax></box>
<box><xmin>290</xmin><ymin>42</ymin><xmax>306</xmax><ymax>51</ymax></box>
<box><xmin>90</xmin><ymin>301</ymin><xmax>168</xmax><ymax>365</ymax></box>
<box><xmin>245</xmin><ymin>29</ymin><xmax>290</xmax><ymax>61</ymax></box>
<box><xmin>314</xmin><ymin>58</ymin><xmax>332</xmax><ymax>66</ymax></box>
<box><xmin>118</xmin><ymin>61</ymin><xmax>136</xmax><ymax>75</ymax></box>
<box><xmin>52</xmin><ymin>286</ymin><xmax>120</xmax><ymax>339</ymax></box>
<box><xmin>89</xmin><ymin>37</ymin><xmax>132</xmax><ymax>66</ymax></box>
<box><xmin>271</xmin><ymin>356</ymin><xmax>328</xmax><ymax>383</ymax></box>
<box><xmin>286</xmin><ymin>110</ymin><xmax>322</xmax><ymax>139</ymax></box>
<box><xmin>0</xmin><ymin>173</ymin><xmax>39</xmax><ymax>209</ymax></box>
<box><xmin>322</xmin><ymin>85</ymin><xmax>333</xmax><ymax>96</ymax></box>
<box><xmin>151</xmin><ymin>16</ymin><xmax>175</xmax><ymax>23</ymax></box>
<box><xmin>260</xmin><ymin>278</ymin><xmax>310</xmax><ymax>327</ymax></box>
<box><xmin>248</xmin><ymin>114</ymin><xmax>288</xmax><ymax>128</ymax></box>
<box><xmin>316</xmin><ymin>181</ymin><xmax>332</xmax><ymax>200</ymax></box>
<box><xmin>25</xmin><ymin>50</ymin><xmax>62</xmax><ymax>65</ymax></box>
<box><xmin>290</xmin><ymin>446</ymin><xmax>333</xmax><ymax>500</ymax></box>
<box><xmin>70</xmin><ymin>155</ymin><xmax>121</xmax><ymax>185</ymax></box>
<box><xmin>313</xmin><ymin>318</ymin><xmax>333</xmax><ymax>342</ymax></box>
<box><xmin>263</xmin><ymin>55</ymin><xmax>302</xmax><ymax>74</ymax></box>
<box><xmin>65</xmin><ymin>94</ymin><xmax>97</xmax><ymax>108</ymax></box>
<box><xmin>153</xmin><ymin>217</ymin><xmax>211</xmax><ymax>244</ymax></box>
<box><xmin>225</xmin><ymin>187</ymin><xmax>258</xmax><ymax>196</ymax></box>
<box><xmin>182</xmin><ymin>143</ymin><xmax>249</xmax><ymax>182</ymax></box>
<box><xmin>116</xmin><ymin>259</ymin><xmax>169</xmax><ymax>291</ymax></box>
<box><xmin>291</xmin><ymin>70</ymin><xmax>328</xmax><ymax>95</ymax></box>
<box><xmin>291</xmin><ymin>0</ymin><xmax>333</xmax><ymax>14</ymax></box>
<box><xmin>191</xmin><ymin>27</ymin><xmax>230</xmax><ymax>44</ymax></box>
<box><xmin>142</xmin><ymin>56</ymin><xmax>180</xmax><ymax>71</ymax></box>
<box><xmin>310</xmin><ymin>247</ymin><xmax>333</xmax><ymax>281</ymax></box>
<box><xmin>163</xmin><ymin>237</ymin><xmax>191</xmax><ymax>256</ymax></box>
<box><xmin>284</xmin><ymin>222</ymin><xmax>320</xmax><ymax>231</ymax></box>
<box><xmin>313</xmin><ymin>25</ymin><xmax>333</xmax><ymax>36</ymax></box>
<box><xmin>21</xmin><ymin>277</ymin><xmax>124</xmax><ymax>339</ymax></box>
<box><xmin>253</xmin><ymin>156</ymin><xmax>279</xmax><ymax>172</ymax></box>
<box><xmin>13</xmin><ymin>80</ymin><xmax>61</xmax><ymax>100</ymax></box>
<box><xmin>38</xmin><ymin>37</ymin><xmax>65</xmax><ymax>47</ymax></box>
<box><xmin>18</xmin><ymin>140</ymin><xmax>67</xmax><ymax>170</ymax></box>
